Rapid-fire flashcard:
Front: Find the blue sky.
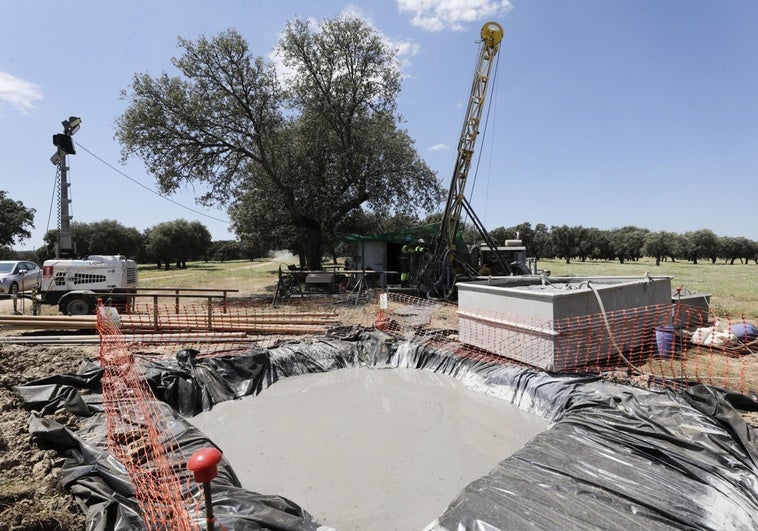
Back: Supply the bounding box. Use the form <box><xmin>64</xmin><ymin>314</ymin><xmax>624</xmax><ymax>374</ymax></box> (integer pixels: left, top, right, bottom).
<box><xmin>2</xmin><ymin>0</ymin><xmax>757</xmax><ymax>252</ymax></box>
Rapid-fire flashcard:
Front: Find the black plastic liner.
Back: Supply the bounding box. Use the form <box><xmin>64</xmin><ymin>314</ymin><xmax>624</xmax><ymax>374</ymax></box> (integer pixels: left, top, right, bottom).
<box><xmin>15</xmin><ymin>329</ymin><xmax>758</xmax><ymax>530</ymax></box>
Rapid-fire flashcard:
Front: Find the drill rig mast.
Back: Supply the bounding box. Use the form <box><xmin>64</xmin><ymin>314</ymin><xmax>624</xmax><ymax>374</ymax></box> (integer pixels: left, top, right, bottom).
<box><xmin>420</xmin><ymin>21</ymin><xmax>517</xmax><ymax>298</ymax></box>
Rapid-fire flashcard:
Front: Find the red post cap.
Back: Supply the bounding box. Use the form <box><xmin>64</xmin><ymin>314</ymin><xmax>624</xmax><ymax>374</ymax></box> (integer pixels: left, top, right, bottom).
<box><xmin>187</xmin><ymin>447</ymin><xmax>223</xmax><ymax>483</ymax></box>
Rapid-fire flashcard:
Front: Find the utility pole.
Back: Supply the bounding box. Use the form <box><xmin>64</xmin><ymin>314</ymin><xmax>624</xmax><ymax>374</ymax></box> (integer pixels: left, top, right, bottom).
<box><xmin>51</xmin><ymin>116</ymin><xmax>81</xmax><ymax>258</ymax></box>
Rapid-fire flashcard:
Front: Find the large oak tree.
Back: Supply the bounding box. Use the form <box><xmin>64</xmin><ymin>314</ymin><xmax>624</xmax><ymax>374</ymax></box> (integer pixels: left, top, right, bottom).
<box><xmin>116</xmin><ymin>16</ymin><xmax>442</xmax><ymax>269</ymax></box>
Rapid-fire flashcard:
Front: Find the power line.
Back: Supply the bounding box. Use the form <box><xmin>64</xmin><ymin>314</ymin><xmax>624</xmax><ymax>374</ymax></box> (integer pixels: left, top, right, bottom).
<box><xmin>74</xmin><ymin>141</ymin><xmax>232</xmax><ymax>224</ymax></box>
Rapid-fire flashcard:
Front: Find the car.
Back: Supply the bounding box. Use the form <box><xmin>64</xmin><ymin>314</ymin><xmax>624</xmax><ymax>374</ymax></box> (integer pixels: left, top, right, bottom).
<box><xmin>0</xmin><ymin>260</ymin><xmax>43</xmax><ymax>294</ymax></box>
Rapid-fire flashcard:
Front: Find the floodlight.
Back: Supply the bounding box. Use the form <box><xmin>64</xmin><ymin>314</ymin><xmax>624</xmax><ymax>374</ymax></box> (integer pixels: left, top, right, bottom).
<box><xmin>62</xmin><ymin>116</ymin><xmax>81</xmax><ymax>136</ymax></box>
<box><xmin>53</xmin><ymin>133</ymin><xmax>76</xmax><ymax>155</ymax></box>
<box><xmin>50</xmin><ymin>151</ymin><xmax>62</xmax><ymax>166</ymax></box>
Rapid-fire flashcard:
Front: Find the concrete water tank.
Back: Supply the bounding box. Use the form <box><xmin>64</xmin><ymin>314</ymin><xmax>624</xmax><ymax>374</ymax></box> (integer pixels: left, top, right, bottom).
<box><xmin>457</xmin><ymin>275</ymin><xmax>672</xmax><ymax>371</ymax></box>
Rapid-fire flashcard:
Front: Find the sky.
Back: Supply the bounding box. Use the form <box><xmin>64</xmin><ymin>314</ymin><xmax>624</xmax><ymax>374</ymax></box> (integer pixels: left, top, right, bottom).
<box><xmin>2</xmin><ymin>0</ymin><xmax>757</xmax><ymax>252</ymax></box>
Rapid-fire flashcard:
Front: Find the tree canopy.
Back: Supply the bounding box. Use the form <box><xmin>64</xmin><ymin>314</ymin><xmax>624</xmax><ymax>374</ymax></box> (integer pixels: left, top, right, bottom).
<box><xmin>0</xmin><ymin>190</ymin><xmax>35</xmax><ymax>250</ymax></box>
<box><xmin>144</xmin><ymin>219</ymin><xmax>212</xmax><ymax>268</ymax></box>
<box><xmin>116</xmin><ymin>16</ymin><xmax>442</xmax><ymax>269</ymax></box>
<box><xmin>40</xmin><ymin>220</ymin><xmax>143</xmax><ymax>261</ymax></box>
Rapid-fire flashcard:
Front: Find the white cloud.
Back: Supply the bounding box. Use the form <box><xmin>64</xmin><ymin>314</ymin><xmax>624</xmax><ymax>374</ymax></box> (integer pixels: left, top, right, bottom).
<box><xmin>397</xmin><ymin>0</ymin><xmax>513</xmax><ymax>31</ymax></box>
<box><xmin>429</xmin><ymin>143</ymin><xmax>448</xmax><ymax>151</ymax></box>
<box><xmin>0</xmin><ymin>72</ymin><xmax>43</xmax><ymax>112</ymax></box>
<box><xmin>394</xmin><ymin>39</ymin><xmax>422</xmax><ymax>59</ymax></box>
<box><xmin>341</xmin><ymin>4</ymin><xmax>371</xmax><ymax>22</ymax></box>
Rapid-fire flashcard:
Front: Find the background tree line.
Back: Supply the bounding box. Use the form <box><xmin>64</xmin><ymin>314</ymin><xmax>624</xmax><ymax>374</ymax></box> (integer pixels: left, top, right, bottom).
<box><xmin>3</xmin><ymin>187</ymin><xmax>756</xmax><ymax>268</ymax></box>
<box><xmin>4</xmin><ymin>217</ymin><xmax>258</xmax><ymax>268</ymax></box>
<box><xmin>484</xmin><ymin>223</ymin><xmax>758</xmax><ymax>266</ymax></box>
<box><xmin>0</xmin><ymin>189</ymin><xmax>264</xmax><ymax>266</ymax></box>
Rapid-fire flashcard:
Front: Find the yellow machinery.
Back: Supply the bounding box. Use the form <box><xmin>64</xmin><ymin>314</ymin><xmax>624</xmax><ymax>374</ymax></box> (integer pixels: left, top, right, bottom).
<box><xmin>438</xmin><ymin>22</ymin><xmax>503</xmax><ymax>254</ymax></box>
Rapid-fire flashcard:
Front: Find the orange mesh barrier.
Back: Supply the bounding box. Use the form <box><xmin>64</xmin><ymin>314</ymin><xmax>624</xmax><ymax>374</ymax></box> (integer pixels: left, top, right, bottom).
<box><xmin>377</xmin><ymin>292</ymin><xmax>757</xmax><ymax>394</ymax></box>
<box><xmin>97</xmin><ymin>306</ymin><xmax>197</xmax><ymax>530</ymax></box>
<box><xmin>94</xmin><ymin>291</ymin><xmax>756</xmax><ymax>527</ymax></box>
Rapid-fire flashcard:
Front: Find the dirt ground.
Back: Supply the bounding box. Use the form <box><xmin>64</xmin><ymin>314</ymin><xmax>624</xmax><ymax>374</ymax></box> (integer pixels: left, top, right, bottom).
<box><xmin>0</xmin><ymin>341</ymin><xmax>97</xmax><ymax>530</ymax></box>
<box><xmin>1</xmin><ymin>293</ymin><xmax>757</xmax><ymax>530</ymax></box>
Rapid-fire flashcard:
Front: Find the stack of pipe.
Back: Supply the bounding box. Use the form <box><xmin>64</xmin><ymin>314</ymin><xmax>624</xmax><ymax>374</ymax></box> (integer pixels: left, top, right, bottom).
<box><xmin>0</xmin><ymin>332</ymin><xmax>249</xmax><ymax>345</ymax></box>
<box><xmin>0</xmin><ymin>310</ymin><xmax>339</xmax><ymax>335</ymax></box>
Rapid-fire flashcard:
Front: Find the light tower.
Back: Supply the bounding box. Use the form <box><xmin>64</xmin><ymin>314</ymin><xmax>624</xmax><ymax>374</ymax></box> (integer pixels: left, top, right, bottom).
<box><xmin>50</xmin><ymin>116</ymin><xmax>81</xmax><ymax>258</ymax></box>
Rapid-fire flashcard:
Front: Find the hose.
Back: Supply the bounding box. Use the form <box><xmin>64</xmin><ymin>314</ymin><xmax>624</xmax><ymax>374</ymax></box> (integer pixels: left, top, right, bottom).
<box><xmin>587</xmin><ymin>279</ymin><xmax>644</xmax><ymax>376</ymax></box>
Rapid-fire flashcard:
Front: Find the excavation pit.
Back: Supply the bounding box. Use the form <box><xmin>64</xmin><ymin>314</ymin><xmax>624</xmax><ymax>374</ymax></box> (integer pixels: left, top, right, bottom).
<box><xmin>16</xmin><ymin>327</ymin><xmax>758</xmax><ymax>530</ymax></box>
<box><xmin>189</xmin><ymin>366</ymin><xmax>549</xmax><ymax>530</ymax></box>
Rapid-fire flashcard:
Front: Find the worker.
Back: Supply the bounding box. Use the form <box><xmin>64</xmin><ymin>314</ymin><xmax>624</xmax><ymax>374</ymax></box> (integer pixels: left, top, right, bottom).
<box><xmin>400</xmin><ymin>236</ymin><xmax>413</xmax><ymax>286</ymax></box>
<box><xmin>415</xmin><ymin>238</ymin><xmax>426</xmax><ymax>254</ymax></box>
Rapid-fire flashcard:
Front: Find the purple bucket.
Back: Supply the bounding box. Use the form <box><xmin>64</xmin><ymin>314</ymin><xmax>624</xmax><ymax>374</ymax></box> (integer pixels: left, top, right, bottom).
<box><xmin>655</xmin><ymin>326</ymin><xmax>677</xmax><ymax>358</ymax></box>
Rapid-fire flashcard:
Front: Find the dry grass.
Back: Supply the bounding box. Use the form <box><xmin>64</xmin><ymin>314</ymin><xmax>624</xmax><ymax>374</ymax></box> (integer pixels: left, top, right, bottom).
<box><xmin>639</xmin><ymin>346</ymin><xmax>758</xmax><ymax>395</ymax></box>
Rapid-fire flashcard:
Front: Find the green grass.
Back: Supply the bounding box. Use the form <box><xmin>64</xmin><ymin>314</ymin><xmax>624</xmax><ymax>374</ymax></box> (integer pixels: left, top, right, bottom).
<box><xmin>132</xmin><ymin>256</ymin><xmax>757</xmax><ymax>321</ymax></box>
<box><xmin>538</xmin><ymin>257</ymin><xmax>757</xmax><ymax>320</ymax></box>
<box><xmin>136</xmin><ymin>259</ymin><xmax>284</xmax><ymax>294</ymax></box>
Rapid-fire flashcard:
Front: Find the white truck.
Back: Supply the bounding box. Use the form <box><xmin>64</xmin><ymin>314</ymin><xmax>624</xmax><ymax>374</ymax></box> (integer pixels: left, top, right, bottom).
<box><xmin>37</xmin><ymin>255</ymin><xmax>138</xmax><ymax>315</ymax></box>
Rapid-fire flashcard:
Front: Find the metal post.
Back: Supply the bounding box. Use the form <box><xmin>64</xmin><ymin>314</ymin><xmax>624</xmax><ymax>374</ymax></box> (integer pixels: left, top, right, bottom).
<box><xmin>201</xmin><ymin>482</ymin><xmax>214</xmax><ymax>531</ymax></box>
<box><xmin>58</xmin><ymin>152</ymin><xmax>73</xmax><ymax>258</ymax></box>
<box><xmin>187</xmin><ymin>448</ymin><xmax>222</xmax><ymax>531</ymax></box>
<box><xmin>153</xmin><ymin>296</ymin><xmax>159</xmax><ymax>330</ymax></box>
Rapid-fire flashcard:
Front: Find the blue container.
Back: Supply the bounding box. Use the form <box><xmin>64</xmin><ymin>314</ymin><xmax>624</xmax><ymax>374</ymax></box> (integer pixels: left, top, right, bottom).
<box><xmin>732</xmin><ymin>323</ymin><xmax>758</xmax><ymax>343</ymax></box>
<box><xmin>655</xmin><ymin>326</ymin><xmax>677</xmax><ymax>358</ymax></box>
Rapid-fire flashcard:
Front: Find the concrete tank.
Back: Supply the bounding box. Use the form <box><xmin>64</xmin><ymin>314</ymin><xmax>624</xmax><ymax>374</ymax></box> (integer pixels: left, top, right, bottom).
<box><xmin>456</xmin><ymin>275</ymin><xmax>672</xmax><ymax>371</ymax></box>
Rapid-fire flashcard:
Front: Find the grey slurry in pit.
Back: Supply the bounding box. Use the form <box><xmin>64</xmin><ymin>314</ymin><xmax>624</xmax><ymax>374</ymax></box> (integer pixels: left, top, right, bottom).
<box><xmin>189</xmin><ymin>367</ymin><xmax>549</xmax><ymax>530</ymax></box>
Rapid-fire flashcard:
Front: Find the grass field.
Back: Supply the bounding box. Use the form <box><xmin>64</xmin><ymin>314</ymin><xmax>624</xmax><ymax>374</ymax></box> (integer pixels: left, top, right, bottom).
<box><xmin>136</xmin><ymin>257</ymin><xmax>287</xmax><ymax>295</ymax></box>
<box><xmin>135</xmin><ymin>255</ymin><xmax>757</xmax><ymax>321</ymax></box>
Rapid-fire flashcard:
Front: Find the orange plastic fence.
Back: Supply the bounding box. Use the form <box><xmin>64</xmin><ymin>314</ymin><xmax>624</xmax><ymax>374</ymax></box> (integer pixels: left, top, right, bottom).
<box><xmin>379</xmin><ymin>292</ymin><xmax>756</xmax><ymax>394</ymax></box>
<box><xmin>95</xmin><ymin>291</ymin><xmax>756</xmax><ymax>527</ymax></box>
<box><xmin>97</xmin><ymin>306</ymin><xmax>198</xmax><ymax>530</ymax></box>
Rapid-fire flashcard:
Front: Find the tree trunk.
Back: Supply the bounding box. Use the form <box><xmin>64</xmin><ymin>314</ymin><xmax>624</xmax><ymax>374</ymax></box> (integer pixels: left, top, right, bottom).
<box><xmin>299</xmin><ymin>221</ymin><xmax>323</xmax><ymax>270</ymax></box>
<box><xmin>305</xmin><ymin>242</ymin><xmax>322</xmax><ymax>270</ymax></box>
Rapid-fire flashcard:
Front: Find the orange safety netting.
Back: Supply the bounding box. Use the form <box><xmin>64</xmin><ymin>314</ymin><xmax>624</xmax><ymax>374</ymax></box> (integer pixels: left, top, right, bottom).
<box><xmin>97</xmin><ymin>306</ymin><xmax>197</xmax><ymax>530</ymax></box>
<box><xmin>377</xmin><ymin>291</ymin><xmax>757</xmax><ymax>394</ymax></box>
<box><xmin>95</xmin><ymin>291</ymin><xmax>756</xmax><ymax>527</ymax></box>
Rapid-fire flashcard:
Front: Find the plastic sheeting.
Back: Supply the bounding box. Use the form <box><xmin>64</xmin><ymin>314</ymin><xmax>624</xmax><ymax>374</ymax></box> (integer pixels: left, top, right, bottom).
<box><xmin>15</xmin><ymin>328</ymin><xmax>758</xmax><ymax>530</ymax></box>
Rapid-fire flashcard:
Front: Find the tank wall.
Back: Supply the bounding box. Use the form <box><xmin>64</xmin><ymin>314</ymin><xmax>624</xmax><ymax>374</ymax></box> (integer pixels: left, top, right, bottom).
<box><xmin>457</xmin><ymin>277</ymin><xmax>672</xmax><ymax>371</ymax></box>
<box><xmin>673</xmin><ymin>294</ymin><xmax>712</xmax><ymax>328</ymax></box>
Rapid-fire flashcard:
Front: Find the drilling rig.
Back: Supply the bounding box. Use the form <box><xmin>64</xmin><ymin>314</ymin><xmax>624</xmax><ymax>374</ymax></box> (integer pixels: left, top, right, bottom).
<box><xmin>417</xmin><ymin>21</ymin><xmax>530</xmax><ymax>299</ymax></box>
